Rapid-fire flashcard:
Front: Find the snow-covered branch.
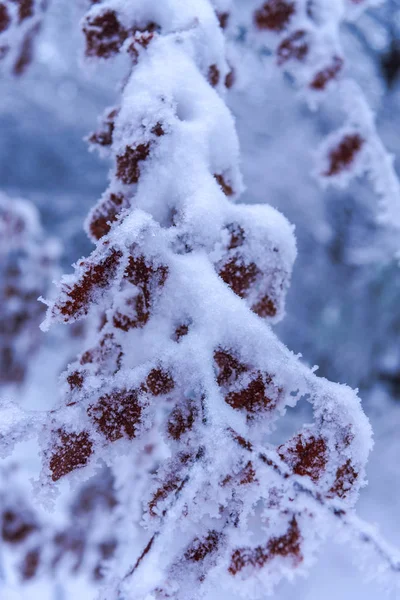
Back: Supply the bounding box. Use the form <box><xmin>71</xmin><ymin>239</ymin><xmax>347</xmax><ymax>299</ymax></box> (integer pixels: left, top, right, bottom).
<box><xmin>23</xmin><ymin>1</ymin><xmax>374</xmax><ymax>598</ymax></box>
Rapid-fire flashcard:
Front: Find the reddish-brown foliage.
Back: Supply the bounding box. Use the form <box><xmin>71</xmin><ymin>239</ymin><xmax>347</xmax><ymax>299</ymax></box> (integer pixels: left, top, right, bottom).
<box><xmin>252</xmin><ymin>294</ymin><xmax>277</xmax><ymax>318</ymax></box>
<box><xmin>310</xmin><ymin>56</ymin><xmax>343</xmax><ymax>90</ymax></box>
<box><xmin>14</xmin><ymin>0</ymin><xmax>34</xmax><ymax>23</ymax></box>
<box><xmin>67</xmin><ymin>371</ymin><xmax>84</xmax><ymax>390</ymax></box>
<box><xmin>51</xmin><ymin>470</ymin><xmax>117</xmax><ymax>578</ymax></box>
<box><xmin>21</xmin><ymin>547</ymin><xmax>40</xmax><ymax>580</ymax></box>
<box><xmin>229</xmin><ymin>516</ymin><xmax>302</xmax><ymax>574</ymax></box>
<box><xmin>208</xmin><ymin>64</ymin><xmax>220</xmax><ymax>87</ymax></box>
<box><xmin>219</xmin><ymin>258</ymin><xmax>260</xmax><ymax>298</ymax></box>
<box><xmin>324</xmin><ymin>133</ymin><xmax>364</xmax><ymax>176</ymax></box>
<box><xmin>225</xmin><ymin>374</ymin><xmax>278</xmax><ymax>413</ymax></box>
<box><xmin>328</xmin><ymin>459</ymin><xmax>358</xmax><ymax>498</ymax></box>
<box><xmin>254</xmin><ymin>1</ymin><xmax>295</xmax><ymax>32</ymax></box>
<box><xmin>88</xmin><ymin>389</ymin><xmax>142</xmax><ymax>442</ymax></box>
<box><xmin>112</xmin><ymin>255</ymin><xmax>168</xmax><ymax>330</ymax></box>
<box><xmin>225</xmin><ymin>66</ymin><xmax>235</xmax><ymax>89</ymax></box>
<box><xmin>80</xmin><ymin>333</ymin><xmax>122</xmax><ymax>375</ymax></box>
<box><xmin>185</xmin><ymin>530</ymin><xmax>222</xmax><ymax>562</ymax></box>
<box><xmin>172</xmin><ymin>322</ymin><xmax>189</xmax><ymax>341</ymax></box>
<box><xmin>124</xmin><ymin>253</ymin><xmax>166</xmax><ymax>287</ymax></box>
<box><xmin>89</xmin><ymin>192</ymin><xmax>126</xmax><ymax>241</ymax></box>
<box><xmin>116</xmin><ymin>143</ymin><xmax>151</xmax><ymax>185</ymax></box>
<box><xmin>144</xmin><ymin>368</ymin><xmax>175</xmax><ymax>396</ymax></box>
<box><xmin>50</xmin><ymin>430</ymin><xmax>93</xmax><ymax>482</ymax></box>
<box><xmin>216</xmin><ymin>356</ymin><xmax>280</xmax><ymax>419</ymax></box>
<box><xmin>58</xmin><ymin>249</ymin><xmax>122</xmax><ymax>319</ymax></box>
<box><xmin>167</xmin><ymin>399</ymin><xmax>198</xmax><ymax>440</ymax></box>
<box><xmin>128</xmin><ymin>26</ymin><xmax>157</xmax><ymax>64</ymax></box>
<box><xmin>2</xmin><ymin>509</ymin><xmax>37</xmax><ymax>544</ymax></box>
<box><xmin>214</xmin><ymin>173</ymin><xmax>234</xmax><ymax>196</ymax></box>
<box><xmin>226</xmin><ymin>223</ymin><xmax>245</xmax><ymax>250</ymax></box>
<box><xmin>279</xmin><ymin>434</ymin><xmax>327</xmax><ymax>482</ymax></box>
<box><xmin>84</xmin><ymin>10</ymin><xmax>128</xmax><ymax>58</ymax></box>
<box><xmin>93</xmin><ymin>539</ymin><xmax>117</xmax><ymax>580</ymax></box>
<box><xmin>0</xmin><ymin>3</ymin><xmax>10</xmax><ymax>32</ymax></box>
<box><xmin>217</xmin><ymin>12</ymin><xmax>229</xmax><ymax>29</ymax></box>
<box><xmin>238</xmin><ymin>460</ymin><xmax>257</xmax><ymax>485</ymax></box>
<box><xmin>13</xmin><ymin>24</ymin><xmax>38</xmax><ymax>75</ymax></box>
<box><xmin>277</xmin><ymin>30</ymin><xmax>308</xmax><ymax>65</ymax></box>
<box><xmin>89</xmin><ymin>108</ymin><xmax>118</xmax><ymax>147</ymax></box>
<box><xmin>151</xmin><ymin>122</ymin><xmax>165</xmax><ymax>137</ymax></box>
<box><xmin>214</xmin><ymin>349</ymin><xmax>248</xmax><ymax>387</ymax></box>
<box><xmin>112</xmin><ymin>304</ymin><xmax>145</xmax><ymax>331</ymax></box>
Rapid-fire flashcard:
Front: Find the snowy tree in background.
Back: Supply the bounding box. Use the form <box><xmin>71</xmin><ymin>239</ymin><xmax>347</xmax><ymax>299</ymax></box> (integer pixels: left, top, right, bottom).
<box><xmin>1</xmin><ymin>464</ymin><xmax>118</xmax><ymax>586</ymax></box>
<box><xmin>2</xmin><ymin>1</ymin><xmax>400</xmax><ymax>599</ymax></box>
<box><xmin>0</xmin><ymin>193</ymin><xmax>58</xmax><ymax>386</ymax></box>
<box><xmin>0</xmin><ymin>193</ymin><xmax>120</xmax><ymax>593</ymax></box>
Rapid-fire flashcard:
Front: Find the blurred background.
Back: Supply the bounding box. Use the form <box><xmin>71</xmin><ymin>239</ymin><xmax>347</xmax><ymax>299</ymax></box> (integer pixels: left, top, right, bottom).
<box><xmin>1</xmin><ymin>1</ymin><xmax>400</xmax><ymax>597</ymax></box>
